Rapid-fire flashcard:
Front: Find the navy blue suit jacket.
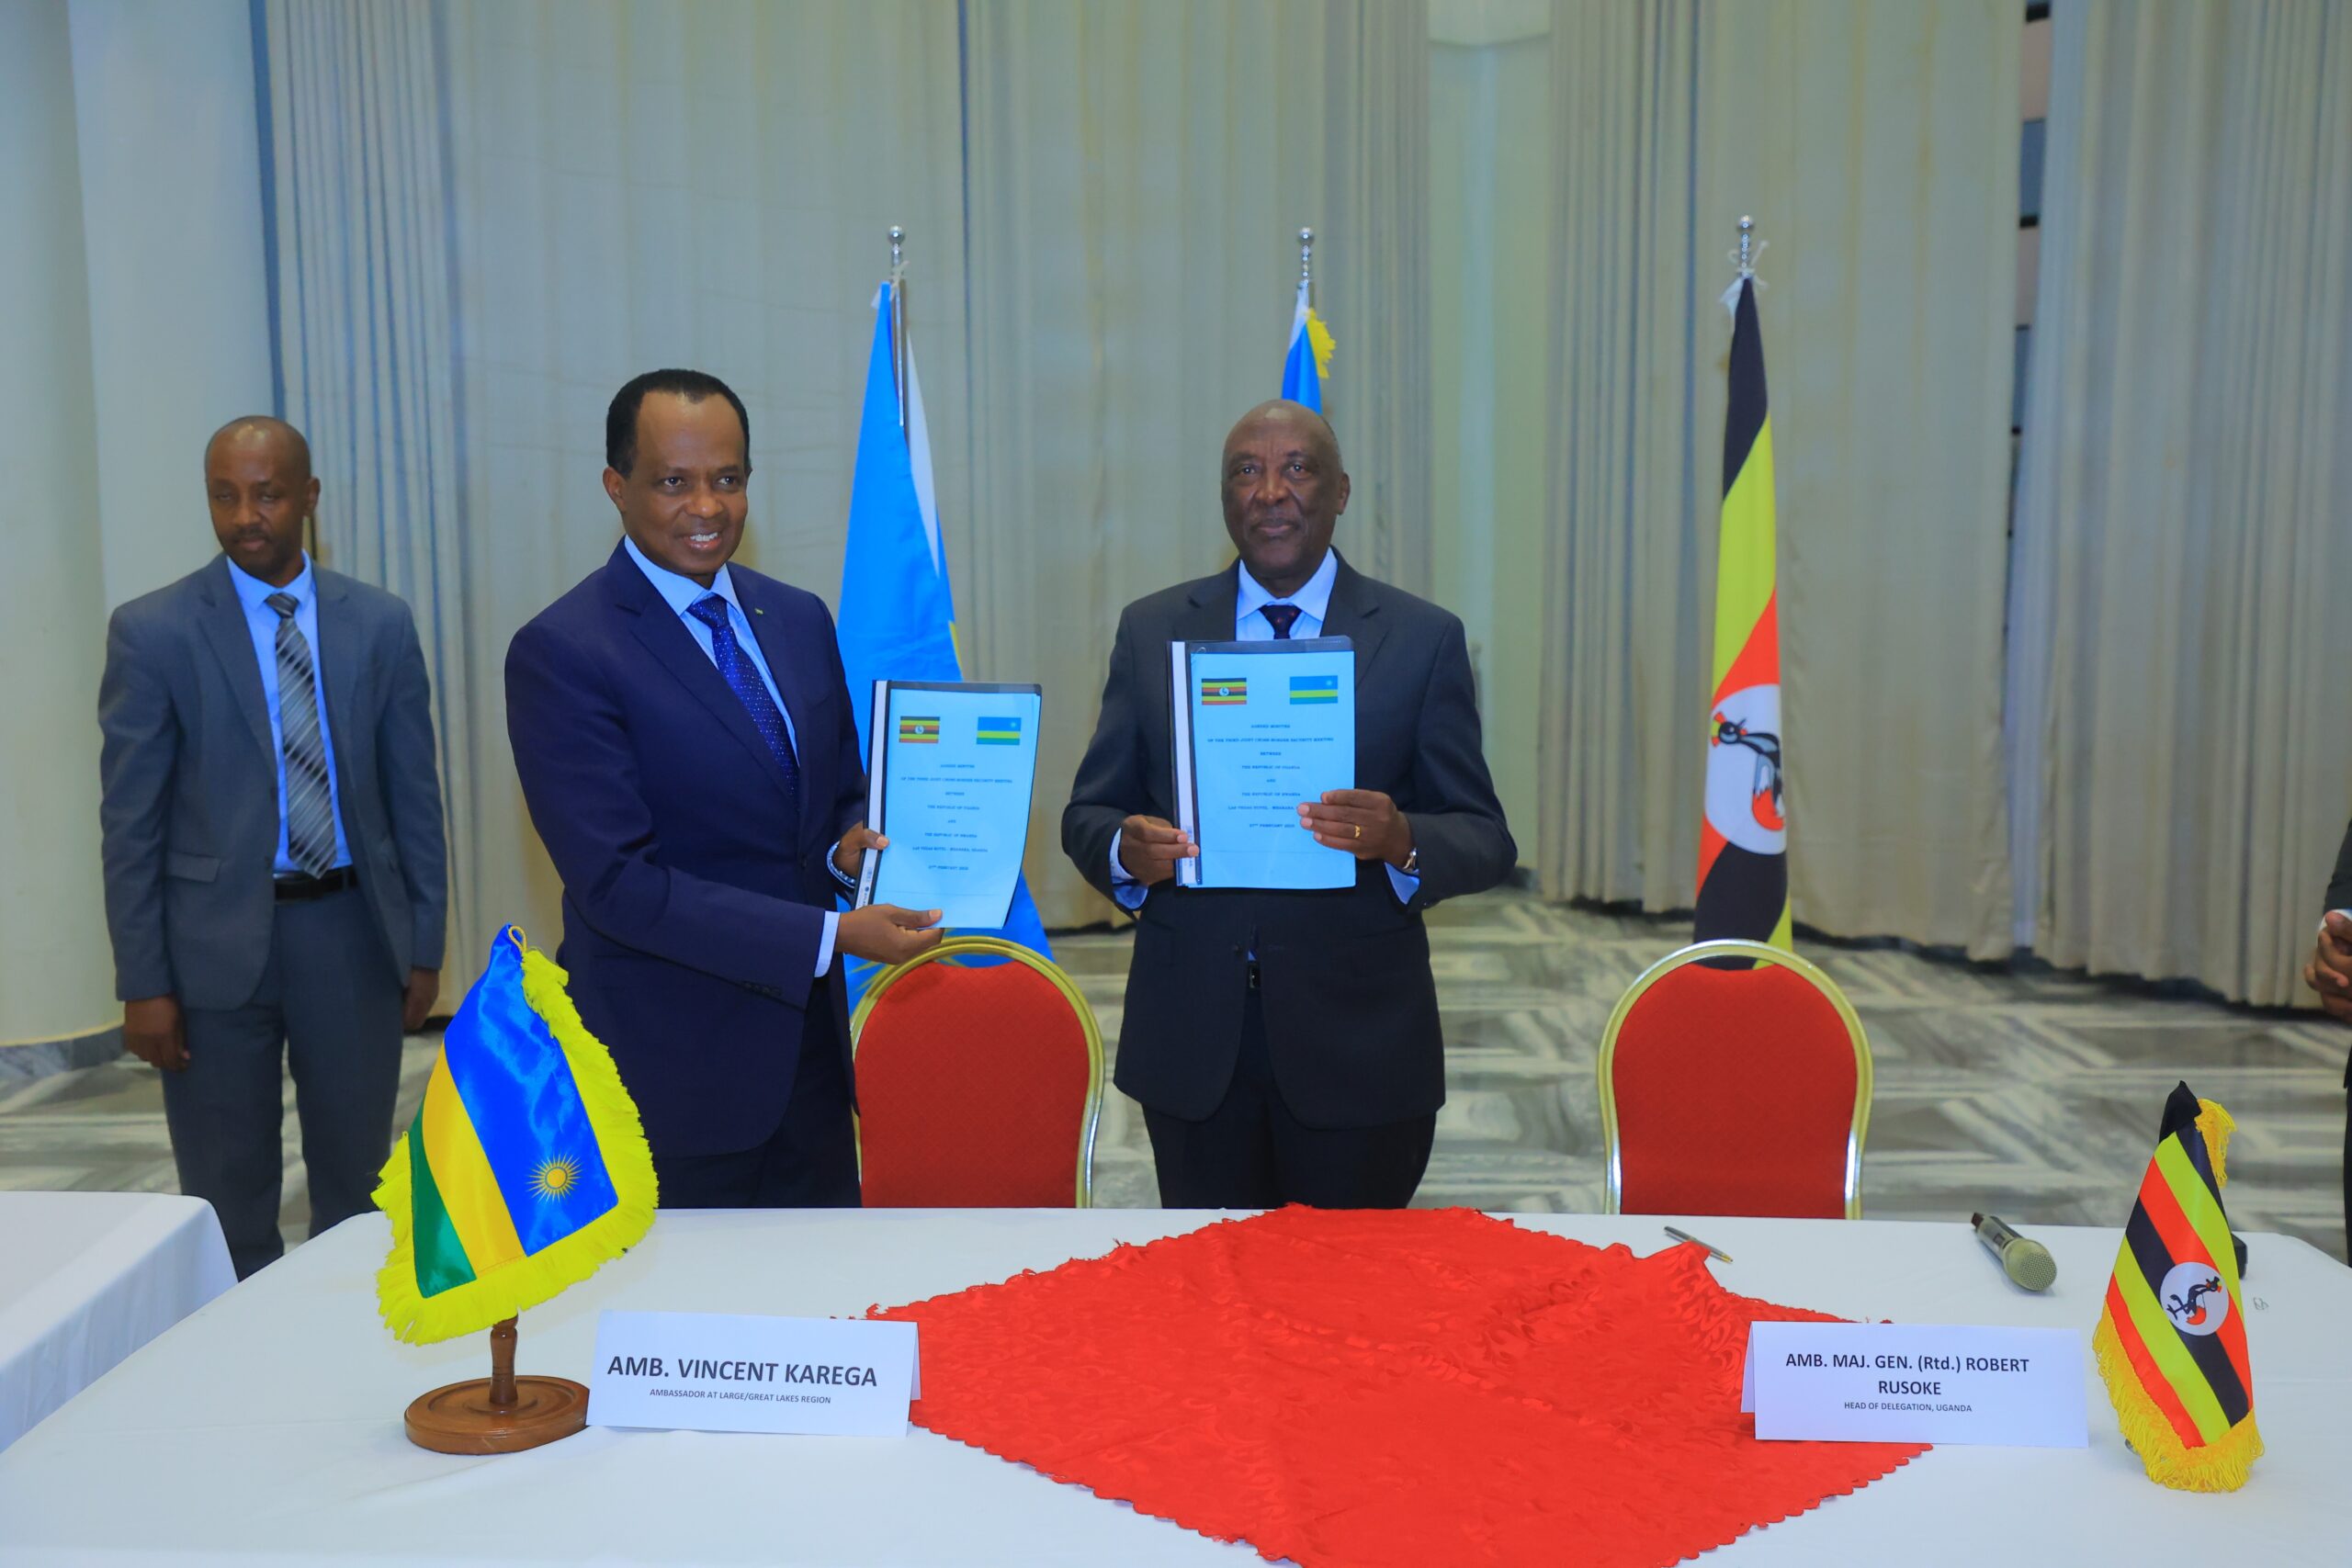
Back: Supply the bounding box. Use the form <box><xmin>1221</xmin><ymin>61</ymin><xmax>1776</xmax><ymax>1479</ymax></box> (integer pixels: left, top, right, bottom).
<box><xmin>504</xmin><ymin>543</ymin><xmax>866</xmax><ymax>1156</ymax></box>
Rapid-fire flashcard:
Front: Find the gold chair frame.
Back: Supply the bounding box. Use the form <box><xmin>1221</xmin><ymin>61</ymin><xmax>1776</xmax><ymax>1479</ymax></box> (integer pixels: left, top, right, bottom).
<box><xmin>849</xmin><ymin>935</ymin><xmax>1107</xmax><ymax>1208</ymax></box>
<box><xmin>1595</xmin><ymin>939</ymin><xmax>1873</xmax><ymax>1221</ymax></box>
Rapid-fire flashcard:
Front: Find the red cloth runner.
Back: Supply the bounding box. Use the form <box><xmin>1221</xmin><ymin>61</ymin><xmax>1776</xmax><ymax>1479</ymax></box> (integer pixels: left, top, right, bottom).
<box><xmin>873</xmin><ymin>1208</ymin><xmax>1924</xmax><ymax>1566</ymax></box>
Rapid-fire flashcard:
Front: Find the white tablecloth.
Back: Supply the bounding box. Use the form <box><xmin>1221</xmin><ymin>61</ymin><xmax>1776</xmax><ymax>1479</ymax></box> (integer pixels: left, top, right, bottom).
<box><xmin>0</xmin><ymin>1191</ymin><xmax>236</xmax><ymax>1452</ymax></box>
<box><xmin>0</xmin><ymin>1208</ymin><xmax>2345</xmax><ymax>1565</ymax></box>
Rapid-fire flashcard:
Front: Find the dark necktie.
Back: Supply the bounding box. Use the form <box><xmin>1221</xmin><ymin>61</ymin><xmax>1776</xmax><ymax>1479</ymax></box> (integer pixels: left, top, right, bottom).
<box><xmin>686</xmin><ymin>594</ymin><xmax>801</xmax><ymax>819</ymax></box>
<box><xmin>264</xmin><ymin>592</ymin><xmax>336</xmax><ymax>877</ymax></box>
<box><xmin>1261</xmin><ymin>603</ymin><xmax>1302</xmax><ymax>639</ymax></box>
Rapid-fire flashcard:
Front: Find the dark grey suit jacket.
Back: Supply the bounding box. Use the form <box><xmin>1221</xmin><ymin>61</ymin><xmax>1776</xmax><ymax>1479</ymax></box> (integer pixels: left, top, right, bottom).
<box><xmin>97</xmin><ymin>556</ymin><xmax>448</xmax><ymax>1010</ymax></box>
<box><xmin>1063</xmin><ymin>554</ymin><xmax>1516</xmax><ymax>1127</ymax></box>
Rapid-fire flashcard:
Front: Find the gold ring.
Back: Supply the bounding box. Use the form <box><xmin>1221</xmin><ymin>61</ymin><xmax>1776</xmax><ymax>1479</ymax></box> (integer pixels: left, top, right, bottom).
<box><xmin>1353</xmin><ymin>824</ymin><xmax>1362</xmax><ymax>840</ymax></box>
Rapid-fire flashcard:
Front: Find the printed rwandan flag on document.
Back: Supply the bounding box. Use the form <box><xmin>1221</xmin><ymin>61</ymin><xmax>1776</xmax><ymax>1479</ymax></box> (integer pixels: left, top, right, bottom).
<box><xmin>975</xmin><ymin>716</ymin><xmax>1023</xmax><ymax>745</ymax></box>
<box><xmin>1289</xmin><ymin>674</ymin><xmax>1340</xmax><ymax>705</ymax></box>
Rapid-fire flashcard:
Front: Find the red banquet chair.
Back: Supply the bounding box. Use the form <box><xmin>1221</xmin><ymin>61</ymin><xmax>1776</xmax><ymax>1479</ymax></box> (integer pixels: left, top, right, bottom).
<box><xmin>1596</xmin><ymin>940</ymin><xmax>1872</xmax><ymax>1220</ymax></box>
<box><xmin>849</xmin><ymin>936</ymin><xmax>1105</xmax><ymax>1207</ymax></box>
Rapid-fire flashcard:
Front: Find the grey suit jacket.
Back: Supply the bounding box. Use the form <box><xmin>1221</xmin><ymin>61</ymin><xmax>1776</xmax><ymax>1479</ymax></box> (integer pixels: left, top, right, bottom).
<box><xmin>97</xmin><ymin>556</ymin><xmax>448</xmax><ymax>1010</ymax></box>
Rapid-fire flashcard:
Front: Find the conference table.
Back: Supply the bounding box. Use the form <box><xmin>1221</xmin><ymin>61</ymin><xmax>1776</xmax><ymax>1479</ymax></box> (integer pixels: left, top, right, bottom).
<box><xmin>0</xmin><ymin>1191</ymin><xmax>236</xmax><ymax>1453</ymax></box>
<box><xmin>0</xmin><ymin>1207</ymin><xmax>2344</xmax><ymax>1564</ymax></box>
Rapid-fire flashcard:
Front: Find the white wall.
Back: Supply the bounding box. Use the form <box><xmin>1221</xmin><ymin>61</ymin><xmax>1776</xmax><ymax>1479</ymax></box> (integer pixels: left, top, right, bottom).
<box><xmin>0</xmin><ymin>0</ymin><xmax>113</xmax><ymax>1043</ymax></box>
<box><xmin>1430</xmin><ymin>7</ymin><xmax>1553</xmax><ymax>852</ymax></box>
<box><xmin>69</xmin><ymin>0</ymin><xmax>275</xmax><ymax>609</ymax></box>
<box><xmin>0</xmin><ymin>0</ymin><xmax>273</xmax><ymax>1048</ymax></box>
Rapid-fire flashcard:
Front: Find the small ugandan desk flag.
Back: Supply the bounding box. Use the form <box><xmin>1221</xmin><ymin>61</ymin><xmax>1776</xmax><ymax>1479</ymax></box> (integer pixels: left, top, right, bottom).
<box><xmin>2093</xmin><ymin>1082</ymin><xmax>2262</xmax><ymax>1491</ymax></box>
<box><xmin>373</xmin><ymin>926</ymin><xmax>656</xmax><ymax>1345</ymax></box>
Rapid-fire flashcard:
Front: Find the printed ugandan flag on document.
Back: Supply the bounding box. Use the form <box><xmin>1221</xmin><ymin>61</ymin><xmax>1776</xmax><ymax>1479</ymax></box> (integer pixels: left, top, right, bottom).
<box><xmin>898</xmin><ymin>715</ymin><xmax>941</xmax><ymax>744</ymax></box>
<box><xmin>372</xmin><ymin>926</ymin><xmax>655</xmax><ymax>1344</ymax></box>
<box><xmin>1200</xmin><ymin>677</ymin><xmax>1249</xmax><ymax>706</ymax></box>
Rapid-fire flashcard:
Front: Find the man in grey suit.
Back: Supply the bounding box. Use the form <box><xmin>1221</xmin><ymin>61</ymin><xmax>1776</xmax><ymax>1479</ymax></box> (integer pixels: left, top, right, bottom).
<box><xmin>98</xmin><ymin>417</ymin><xmax>447</xmax><ymax>1277</ymax></box>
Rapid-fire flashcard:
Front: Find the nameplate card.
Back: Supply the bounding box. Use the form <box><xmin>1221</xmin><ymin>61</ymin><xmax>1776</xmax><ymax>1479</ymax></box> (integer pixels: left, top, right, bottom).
<box><xmin>588</xmin><ymin>1311</ymin><xmax>919</xmax><ymax>1437</ymax></box>
<box><xmin>1741</xmin><ymin>1322</ymin><xmax>2086</xmax><ymax>1448</ymax></box>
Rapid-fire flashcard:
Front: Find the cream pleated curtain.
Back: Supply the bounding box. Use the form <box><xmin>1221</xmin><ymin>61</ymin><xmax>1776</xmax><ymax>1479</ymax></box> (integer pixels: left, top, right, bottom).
<box><xmin>1536</xmin><ymin>0</ymin><xmax>2020</xmax><ymax>957</ymax></box>
<box><xmin>263</xmin><ymin>0</ymin><xmax>968</xmax><ymax>988</ymax></box>
<box><xmin>2007</xmin><ymin>0</ymin><xmax>2352</xmax><ymax>1004</ymax></box>
<box><xmin>960</xmin><ymin>0</ymin><xmax>1432</xmax><ymax>927</ymax></box>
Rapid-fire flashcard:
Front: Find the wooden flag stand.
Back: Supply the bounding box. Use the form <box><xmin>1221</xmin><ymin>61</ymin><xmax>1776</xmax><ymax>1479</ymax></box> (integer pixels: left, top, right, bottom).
<box><xmin>404</xmin><ymin>1316</ymin><xmax>589</xmax><ymax>1454</ymax></box>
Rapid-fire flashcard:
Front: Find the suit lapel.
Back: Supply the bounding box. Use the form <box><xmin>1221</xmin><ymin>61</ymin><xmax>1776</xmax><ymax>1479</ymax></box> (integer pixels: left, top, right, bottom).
<box><xmin>197</xmin><ymin>558</ymin><xmax>275</xmax><ymax>757</ymax></box>
<box><xmin>1317</xmin><ymin>553</ymin><xmax>1389</xmax><ymax>689</ymax></box>
<box><xmin>1180</xmin><ymin>566</ymin><xmax>1242</xmax><ymax>643</ymax></box>
<box><xmin>739</xmin><ymin>572</ymin><xmax>821</xmax><ymax>846</ymax></box>
<box><xmin>312</xmin><ymin>570</ymin><xmax>359</xmax><ymax>771</ymax></box>
<box><xmin>608</xmin><ymin>548</ymin><xmax>803</xmax><ymax>814</ymax></box>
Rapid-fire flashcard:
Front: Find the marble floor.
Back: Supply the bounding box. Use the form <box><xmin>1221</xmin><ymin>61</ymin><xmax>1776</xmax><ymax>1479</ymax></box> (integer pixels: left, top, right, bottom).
<box><xmin>4</xmin><ymin>888</ymin><xmax>2344</xmax><ymax>1263</ymax></box>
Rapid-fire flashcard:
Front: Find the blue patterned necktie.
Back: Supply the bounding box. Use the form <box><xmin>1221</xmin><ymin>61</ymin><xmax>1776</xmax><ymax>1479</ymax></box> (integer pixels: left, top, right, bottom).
<box><xmin>264</xmin><ymin>592</ymin><xmax>336</xmax><ymax>876</ymax></box>
<box><xmin>1261</xmin><ymin>603</ymin><xmax>1302</xmax><ymax>639</ymax></box>
<box><xmin>686</xmin><ymin>593</ymin><xmax>801</xmax><ymax>819</ymax></box>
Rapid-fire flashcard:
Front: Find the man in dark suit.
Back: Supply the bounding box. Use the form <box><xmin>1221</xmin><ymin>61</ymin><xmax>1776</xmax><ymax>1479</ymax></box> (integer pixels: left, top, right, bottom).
<box><xmin>1064</xmin><ymin>400</ymin><xmax>1516</xmax><ymax>1209</ymax></box>
<box><xmin>2300</xmin><ymin>818</ymin><xmax>2352</xmax><ymax>1241</ymax></box>
<box><xmin>98</xmin><ymin>417</ymin><xmax>447</xmax><ymax>1278</ymax></box>
<box><xmin>504</xmin><ymin>369</ymin><xmax>942</xmax><ymax>1209</ymax></box>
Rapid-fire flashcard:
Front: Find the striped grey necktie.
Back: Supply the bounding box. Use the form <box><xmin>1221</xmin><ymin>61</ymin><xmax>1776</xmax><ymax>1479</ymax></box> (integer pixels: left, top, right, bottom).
<box><xmin>264</xmin><ymin>592</ymin><xmax>336</xmax><ymax>877</ymax></box>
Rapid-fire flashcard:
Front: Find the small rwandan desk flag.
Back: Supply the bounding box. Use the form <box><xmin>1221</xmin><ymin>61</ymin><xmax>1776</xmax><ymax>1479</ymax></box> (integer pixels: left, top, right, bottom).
<box><xmin>1281</xmin><ymin>276</ymin><xmax>1335</xmax><ymax>413</ymax></box>
<box><xmin>2093</xmin><ymin>1081</ymin><xmax>2262</xmax><ymax>1491</ymax></box>
<box><xmin>1696</xmin><ymin>271</ymin><xmax>1790</xmax><ymax>949</ymax></box>
<box><xmin>373</xmin><ymin>927</ymin><xmax>655</xmax><ymax>1345</ymax></box>
<box><xmin>838</xmin><ymin>274</ymin><xmax>1053</xmax><ymax>1003</ymax></box>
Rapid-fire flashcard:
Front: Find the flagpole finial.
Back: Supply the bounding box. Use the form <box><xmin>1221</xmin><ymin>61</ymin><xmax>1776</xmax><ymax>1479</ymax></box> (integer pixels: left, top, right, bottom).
<box><xmin>1736</xmin><ymin>216</ymin><xmax>1754</xmax><ymax>276</ymax></box>
<box><xmin>1298</xmin><ymin>227</ymin><xmax>1315</xmax><ymax>287</ymax></box>
<box><xmin>888</xmin><ymin>226</ymin><xmax>905</xmax><ymax>275</ymax></box>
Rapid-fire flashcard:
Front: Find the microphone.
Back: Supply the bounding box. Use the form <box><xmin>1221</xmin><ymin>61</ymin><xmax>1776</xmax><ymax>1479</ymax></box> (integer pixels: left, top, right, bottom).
<box><xmin>1971</xmin><ymin>1213</ymin><xmax>2056</xmax><ymax>1292</ymax></box>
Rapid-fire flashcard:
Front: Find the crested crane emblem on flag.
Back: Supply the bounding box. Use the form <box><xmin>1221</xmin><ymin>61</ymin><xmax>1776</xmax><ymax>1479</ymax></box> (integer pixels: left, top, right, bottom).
<box><xmin>371</xmin><ymin>926</ymin><xmax>656</xmax><ymax>1345</ymax></box>
<box><xmin>1706</xmin><ymin>689</ymin><xmax>1786</xmax><ymax>847</ymax></box>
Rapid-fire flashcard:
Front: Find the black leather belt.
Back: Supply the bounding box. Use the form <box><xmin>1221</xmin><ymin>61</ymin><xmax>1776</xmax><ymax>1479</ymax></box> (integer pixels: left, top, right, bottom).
<box><xmin>274</xmin><ymin>867</ymin><xmax>357</xmax><ymax>901</ymax></box>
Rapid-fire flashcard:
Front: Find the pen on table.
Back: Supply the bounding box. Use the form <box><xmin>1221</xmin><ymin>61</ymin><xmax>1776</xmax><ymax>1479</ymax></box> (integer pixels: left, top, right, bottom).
<box><xmin>1663</xmin><ymin>1226</ymin><xmax>1733</xmax><ymax>1263</ymax></box>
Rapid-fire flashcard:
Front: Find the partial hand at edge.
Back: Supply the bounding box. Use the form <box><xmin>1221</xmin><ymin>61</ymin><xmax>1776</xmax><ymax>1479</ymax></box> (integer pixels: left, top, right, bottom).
<box><xmin>839</xmin><ymin>903</ymin><xmax>945</xmax><ymax>966</ymax></box>
<box><xmin>1116</xmin><ymin>815</ymin><xmax>1196</xmax><ymax>888</ymax></box>
<box><xmin>834</xmin><ymin>823</ymin><xmax>888</xmax><ymax>882</ymax></box>
<box><xmin>1297</xmin><ymin>789</ymin><xmax>1414</xmax><ymax>869</ymax></box>
<box><xmin>403</xmin><ymin>968</ymin><xmax>441</xmax><ymax>1032</ymax></box>
<box><xmin>122</xmin><ymin>994</ymin><xmax>188</xmax><ymax>1072</ymax></box>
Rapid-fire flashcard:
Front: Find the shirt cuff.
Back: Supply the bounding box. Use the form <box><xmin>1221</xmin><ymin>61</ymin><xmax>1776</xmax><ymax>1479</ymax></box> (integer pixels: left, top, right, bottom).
<box><xmin>826</xmin><ymin>840</ymin><xmax>859</xmax><ymax>896</ymax></box>
<box><xmin>1107</xmin><ymin>831</ymin><xmax>1148</xmax><ymax>911</ymax></box>
<box><xmin>1385</xmin><ymin>864</ymin><xmax>1420</xmax><ymax>905</ymax></box>
<box><xmin>815</xmin><ymin>911</ymin><xmax>840</xmax><ymax>977</ymax></box>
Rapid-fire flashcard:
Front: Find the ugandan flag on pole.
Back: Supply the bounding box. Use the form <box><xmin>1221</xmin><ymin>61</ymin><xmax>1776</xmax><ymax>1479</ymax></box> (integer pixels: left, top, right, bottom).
<box><xmin>2093</xmin><ymin>1082</ymin><xmax>2263</xmax><ymax>1491</ymax></box>
<box><xmin>1696</xmin><ymin>271</ymin><xmax>1790</xmax><ymax>949</ymax></box>
<box><xmin>373</xmin><ymin>926</ymin><xmax>656</xmax><ymax>1344</ymax></box>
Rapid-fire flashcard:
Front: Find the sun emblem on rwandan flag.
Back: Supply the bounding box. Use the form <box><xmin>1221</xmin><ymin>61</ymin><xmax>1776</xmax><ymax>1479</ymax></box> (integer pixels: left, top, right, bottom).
<box><xmin>372</xmin><ymin>926</ymin><xmax>656</xmax><ymax>1344</ymax></box>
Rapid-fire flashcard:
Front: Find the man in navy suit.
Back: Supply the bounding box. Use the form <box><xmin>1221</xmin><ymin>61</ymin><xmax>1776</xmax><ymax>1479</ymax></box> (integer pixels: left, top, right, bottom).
<box><xmin>505</xmin><ymin>369</ymin><xmax>942</xmax><ymax>1208</ymax></box>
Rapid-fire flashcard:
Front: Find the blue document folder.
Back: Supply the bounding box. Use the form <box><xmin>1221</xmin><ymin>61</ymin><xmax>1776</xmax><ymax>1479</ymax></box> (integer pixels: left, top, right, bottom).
<box><xmin>856</xmin><ymin>681</ymin><xmax>1044</xmax><ymax>928</ymax></box>
<box><xmin>1170</xmin><ymin>638</ymin><xmax>1356</xmax><ymax>890</ymax></box>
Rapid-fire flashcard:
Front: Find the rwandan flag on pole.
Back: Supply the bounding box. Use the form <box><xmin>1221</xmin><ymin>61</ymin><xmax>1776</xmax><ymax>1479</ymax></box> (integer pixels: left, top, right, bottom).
<box><xmin>373</xmin><ymin>927</ymin><xmax>655</xmax><ymax>1344</ymax></box>
<box><xmin>1696</xmin><ymin>271</ymin><xmax>1790</xmax><ymax>949</ymax></box>
<box><xmin>2093</xmin><ymin>1083</ymin><xmax>2263</xmax><ymax>1491</ymax></box>
<box><xmin>1281</xmin><ymin>276</ymin><xmax>1334</xmax><ymax>412</ymax></box>
<box><xmin>837</xmin><ymin>276</ymin><xmax>1053</xmax><ymax>1003</ymax></box>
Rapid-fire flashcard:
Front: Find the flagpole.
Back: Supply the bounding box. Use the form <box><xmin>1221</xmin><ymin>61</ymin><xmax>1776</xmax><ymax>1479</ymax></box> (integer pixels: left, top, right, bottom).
<box><xmin>1297</xmin><ymin>226</ymin><xmax>1315</xmax><ymax>309</ymax></box>
<box><xmin>1736</xmin><ymin>214</ymin><xmax>1754</xmax><ymax>279</ymax></box>
<box><xmin>888</xmin><ymin>225</ymin><xmax>909</xmax><ymax>433</ymax></box>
